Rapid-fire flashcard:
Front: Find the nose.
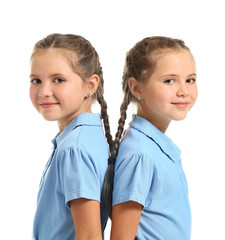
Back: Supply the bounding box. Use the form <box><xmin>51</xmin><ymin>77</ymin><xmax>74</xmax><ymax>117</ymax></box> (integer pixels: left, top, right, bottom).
<box><xmin>177</xmin><ymin>82</ymin><xmax>189</xmax><ymax>98</ymax></box>
<box><xmin>39</xmin><ymin>82</ymin><xmax>53</xmax><ymax>97</ymax></box>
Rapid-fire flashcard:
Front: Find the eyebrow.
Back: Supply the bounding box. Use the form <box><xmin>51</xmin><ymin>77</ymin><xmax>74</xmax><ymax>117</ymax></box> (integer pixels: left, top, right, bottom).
<box><xmin>160</xmin><ymin>73</ymin><xmax>197</xmax><ymax>78</ymax></box>
<box><xmin>160</xmin><ymin>74</ymin><xmax>177</xmax><ymax>78</ymax></box>
<box><xmin>188</xmin><ymin>73</ymin><xmax>197</xmax><ymax>77</ymax></box>
<box><xmin>49</xmin><ymin>73</ymin><xmax>69</xmax><ymax>78</ymax></box>
<box><xmin>29</xmin><ymin>73</ymin><xmax>69</xmax><ymax>78</ymax></box>
<box><xmin>30</xmin><ymin>74</ymin><xmax>38</xmax><ymax>79</ymax></box>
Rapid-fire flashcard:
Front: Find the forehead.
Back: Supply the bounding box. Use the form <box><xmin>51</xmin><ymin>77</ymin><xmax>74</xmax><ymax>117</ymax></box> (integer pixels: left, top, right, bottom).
<box><xmin>30</xmin><ymin>49</ymin><xmax>76</xmax><ymax>76</ymax></box>
<box><xmin>153</xmin><ymin>49</ymin><xmax>196</xmax><ymax>76</ymax></box>
<box><xmin>31</xmin><ymin>48</ymin><xmax>76</xmax><ymax>70</ymax></box>
<box><xmin>31</xmin><ymin>48</ymin><xmax>72</xmax><ymax>63</ymax></box>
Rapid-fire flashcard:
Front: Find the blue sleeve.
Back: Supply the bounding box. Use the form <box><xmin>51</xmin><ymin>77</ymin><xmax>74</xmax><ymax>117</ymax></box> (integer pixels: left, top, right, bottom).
<box><xmin>57</xmin><ymin>147</ymin><xmax>101</xmax><ymax>206</ymax></box>
<box><xmin>113</xmin><ymin>153</ymin><xmax>154</xmax><ymax>208</ymax></box>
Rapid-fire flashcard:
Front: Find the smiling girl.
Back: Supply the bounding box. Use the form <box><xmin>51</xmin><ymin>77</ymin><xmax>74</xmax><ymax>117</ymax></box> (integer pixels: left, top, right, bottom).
<box><xmin>102</xmin><ymin>36</ymin><xmax>198</xmax><ymax>240</ymax></box>
<box><xmin>30</xmin><ymin>34</ymin><xmax>112</xmax><ymax>240</ymax></box>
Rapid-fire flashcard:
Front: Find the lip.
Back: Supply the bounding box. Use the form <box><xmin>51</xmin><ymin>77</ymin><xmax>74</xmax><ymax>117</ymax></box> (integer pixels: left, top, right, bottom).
<box><xmin>171</xmin><ymin>102</ymin><xmax>190</xmax><ymax>109</ymax></box>
<box><xmin>40</xmin><ymin>102</ymin><xmax>59</xmax><ymax>108</ymax></box>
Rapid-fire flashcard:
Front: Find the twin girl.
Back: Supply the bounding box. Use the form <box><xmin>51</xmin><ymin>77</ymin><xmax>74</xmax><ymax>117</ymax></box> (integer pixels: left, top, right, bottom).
<box><xmin>30</xmin><ymin>34</ymin><xmax>197</xmax><ymax>240</ymax></box>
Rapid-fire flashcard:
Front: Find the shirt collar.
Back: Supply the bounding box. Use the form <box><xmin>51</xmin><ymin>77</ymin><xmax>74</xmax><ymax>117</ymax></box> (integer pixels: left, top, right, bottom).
<box><xmin>130</xmin><ymin>114</ymin><xmax>181</xmax><ymax>162</ymax></box>
<box><xmin>51</xmin><ymin>113</ymin><xmax>102</xmax><ymax>147</ymax></box>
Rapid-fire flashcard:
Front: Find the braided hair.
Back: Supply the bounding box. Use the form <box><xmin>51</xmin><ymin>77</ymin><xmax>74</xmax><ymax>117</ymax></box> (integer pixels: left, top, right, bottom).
<box><xmin>101</xmin><ymin>36</ymin><xmax>191</xmax><ymax>218</ymax></box>
<box><xmin>31</xmin><ymin>33</ymin><xmax>113</xmax><ymax>149</ymax></box>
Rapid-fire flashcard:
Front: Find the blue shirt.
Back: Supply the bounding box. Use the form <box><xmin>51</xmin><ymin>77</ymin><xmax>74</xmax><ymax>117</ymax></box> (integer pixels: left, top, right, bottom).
<box><xmin>113</xmin><ymin>115</ymin><xmax>191</xmax><ymax>240</ymax></box>
<box><xmin>33</xmin><ymin>113</ymin><xmax>109</xmax><ymax>240</ymax></box>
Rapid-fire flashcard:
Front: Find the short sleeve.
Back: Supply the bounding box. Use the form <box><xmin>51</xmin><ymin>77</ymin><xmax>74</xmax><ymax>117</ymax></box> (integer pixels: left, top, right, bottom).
<box><xmin>113</xmin><ymin>153</ymin><xmax>154</xmax><ymax>208</ymax></box>
<box><xmin>57</xmin><ymin>147</ymin><xmax>101</xmax><ymax>206</ymax></box>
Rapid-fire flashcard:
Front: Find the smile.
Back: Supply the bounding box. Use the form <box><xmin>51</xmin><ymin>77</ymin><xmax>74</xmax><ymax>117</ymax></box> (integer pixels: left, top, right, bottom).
<box><xmin>40</xmin><ymin>102</ymin><xmax>59</xmax><ymax>108</ymax></box>
<box><xmin>171</xmin><ymin>102</ymin><xmax>189</xmax><ymax>109</ymax></box>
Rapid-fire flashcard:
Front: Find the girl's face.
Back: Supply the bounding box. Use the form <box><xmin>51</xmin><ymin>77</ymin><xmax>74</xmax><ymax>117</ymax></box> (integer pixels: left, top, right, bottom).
<box><xmin>30</xmin><ymin>49</ymin><xmax>91</xmax><ymax>131</ymax></box>
<box><xmin>137</xmin><ymin>49</ymin><xmax>198</xmax><ymax>132</ymax></box>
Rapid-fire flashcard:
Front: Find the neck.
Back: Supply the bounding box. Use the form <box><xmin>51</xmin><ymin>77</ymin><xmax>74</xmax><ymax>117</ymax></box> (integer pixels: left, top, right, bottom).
<box><xmin>58</xmin><ymin>121</ymin><xmax>69</xmax><ymax>133</ymax></box>
<box><xmin>58</xmin><ymin>109</ymin><xmax>92</xmax><ymax>133</ymax></box>
<box><xmin>137</xmin><ymin>110</ymin><xmax>171</xmax><ymax>133</ymax></box>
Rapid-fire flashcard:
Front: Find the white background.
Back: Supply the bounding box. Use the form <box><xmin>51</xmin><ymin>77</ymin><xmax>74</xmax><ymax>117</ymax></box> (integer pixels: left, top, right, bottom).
<box><xmin>0</xmin><ymin>0</ymin><xmax>224</xmax><ymax>239</ymax></box>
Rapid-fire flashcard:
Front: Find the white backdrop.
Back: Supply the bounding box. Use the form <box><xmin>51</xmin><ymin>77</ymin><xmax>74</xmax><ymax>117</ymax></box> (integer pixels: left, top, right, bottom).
<box><xmin>0</xmin><ymin>0</ymin><xmax>224</xmax><ymax>239</ymax></box>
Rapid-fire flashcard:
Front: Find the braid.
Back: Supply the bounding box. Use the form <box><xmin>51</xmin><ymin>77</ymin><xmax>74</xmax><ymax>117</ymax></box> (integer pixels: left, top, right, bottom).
<box><xmin>94</xmin><ymin>62</ymin><xmax>113</xmax><ymax>150</ymax></box>
<box><xmin>33</xmin><ymin>33</ymin><xmax>114</xmax><ymax>218</ymax></box>
<box><xmin>97</xmin><ymin>83</ymin><xmax>113</xmax><ymax>150</ymax></box>
<box><xmin>32</xmin><ymin>34</ymin><xmax>114</xmax><ymax>169</ymax></box>
<box><xmin>102</xmin><ymin>36</ymin><xmax>191</xmax><ymax>219</ymax></box>
<box><xmin>112</xmin><ymin>92</ymin><xmax>132</xmax><ymax>159</ymax></box>
<box><xmin>101</xmin><ymin>91</ymin><xmax>131</xmax><ymax>219</ymax></box>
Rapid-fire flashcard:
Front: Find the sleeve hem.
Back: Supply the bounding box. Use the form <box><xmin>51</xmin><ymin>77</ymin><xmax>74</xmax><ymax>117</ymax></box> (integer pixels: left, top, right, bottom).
<box><xmin>66</xmin><ymin>191</ymin><xmax>100</xmax><ymax>207</ymax></box>
<box><xmin>113</xmin><ymin>193</ymin><xmax>148</xmax><ymax>208</ymax></box>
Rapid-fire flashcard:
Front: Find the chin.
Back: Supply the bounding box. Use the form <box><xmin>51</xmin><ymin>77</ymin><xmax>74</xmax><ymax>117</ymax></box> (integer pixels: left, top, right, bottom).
<box><xmin>41</xmin><ymin>115</ymin><xmax>58</xmax><ymax>122</ymax></box>
<box><xmin>172</xmin><ymin>114</ymin><xmax>188</xmax><ymax>121</ymax></box>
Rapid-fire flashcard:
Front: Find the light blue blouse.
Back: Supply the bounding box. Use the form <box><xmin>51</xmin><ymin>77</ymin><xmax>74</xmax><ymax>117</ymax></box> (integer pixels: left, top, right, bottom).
<box><xmin>33</xmin><ymin>113</ymin><xmax>109</xmax><ymax>240</ymax></box>
<box><xmin>113</xmin><ymin>115</ymin><xmax>191</xmax><ymax>240</ymax></box>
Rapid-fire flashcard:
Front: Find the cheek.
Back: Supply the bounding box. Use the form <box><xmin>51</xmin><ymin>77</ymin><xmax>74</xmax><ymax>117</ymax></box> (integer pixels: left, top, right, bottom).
<box><xmin>152</xmin><ymin>87</ymin><xmax>173</xmax><ymax>104</ymax></box>
<box><xmin>29</xmin><ymin>87</ymin><xmax>38</xmax><ymax>105</ymax></box>
<box><xmin>190</xmin><ymin>86</ymin><xmax>198</xmax><ymax>102</ymax></box>
<box><xmin>59</xmin><ymin>85</ymin><xmax>85</xmax><ymax>103</ymax></box>
<box><xmin>144</xmin><ymin>85</ymin><xmax>165</xmax><ymax>105</ymax></box>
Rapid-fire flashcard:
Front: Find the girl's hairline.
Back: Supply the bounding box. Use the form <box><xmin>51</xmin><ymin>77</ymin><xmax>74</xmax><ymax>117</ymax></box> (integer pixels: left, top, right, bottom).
<box><xmin>30</xmin><ymin>47</ymin><xmax>87</xmax><ymax>83</ymax></box>
<box><xmin>30</xmin><ymin>47</ymin><xmax>76</xmax><ymax>60</ymax></box>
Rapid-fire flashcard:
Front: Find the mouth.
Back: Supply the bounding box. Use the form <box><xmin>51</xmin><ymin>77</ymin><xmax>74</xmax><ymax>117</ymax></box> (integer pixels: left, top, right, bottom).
<box><xmin>171</xmin><ymin>102</ymin><xmax>190</xmax><ymax>109</ymax></box>
<box><xmin>40</xmin><ymin>102</ymin><xmax>59</xmax><ymax>108</ymax></box>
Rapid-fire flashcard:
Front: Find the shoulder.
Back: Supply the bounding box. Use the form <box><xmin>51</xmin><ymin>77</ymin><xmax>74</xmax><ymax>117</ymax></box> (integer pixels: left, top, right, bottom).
<box><xmin>115</xmin><ymin>128</ymin><xmax>154</xmax><ymax>172</ymax></box>
<box><xmin>55</xmin><ymin>124</ymin><xmax>108</xmax><ymax>168</ymax></box>
<box><xmin>118</xmin><ymin>126</ymin><xmax>159</xmax><ymax>160</ymax></box>
<box><xmin>59</xmin><ymin>124</ymin><xmax>107</xmax><ymax>152</ymax></box>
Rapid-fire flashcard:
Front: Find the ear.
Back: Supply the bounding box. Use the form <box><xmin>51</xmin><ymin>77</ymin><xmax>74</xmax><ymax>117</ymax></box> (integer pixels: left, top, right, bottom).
<box><xmin>128</xmin><ymin>77</ymin><xmax>142</xmax><ymax>99</ymax></box>
<box><xmin>86</xmin><ymin>74</ymin><xmax>100</xmax><ymax>96</ymax></box>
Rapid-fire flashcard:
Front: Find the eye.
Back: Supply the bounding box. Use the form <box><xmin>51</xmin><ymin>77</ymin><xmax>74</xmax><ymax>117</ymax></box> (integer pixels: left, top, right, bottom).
<box><xmin>54</xmin><ymin>78</ymin><xmax>65</xmax><ymax>84</ymax></box>
<box><xmin>186</xmin><ymin>78</ymin><xmax>196</xmax><ymax>84</ymax></box>
<box><xmin>164</xmin><ymin>79</ymin><xmax>174</xmax><ymax>84</ymax></box>
<box><xmin>31</xmin><ymin>78</ymin><xmax>41</xmax><ymax>84</ymax></box>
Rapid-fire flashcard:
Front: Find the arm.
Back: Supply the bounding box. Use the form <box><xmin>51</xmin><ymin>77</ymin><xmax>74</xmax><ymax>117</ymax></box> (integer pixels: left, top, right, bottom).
<box><xmin>110</xmin><ymin>201</ymin><xmax>142</xmax><ymax>240</ymax></box>
<box><xmin>70</xmin><ymin>198</ymin><xmax>102</xmax><ymax>240</ymax></box>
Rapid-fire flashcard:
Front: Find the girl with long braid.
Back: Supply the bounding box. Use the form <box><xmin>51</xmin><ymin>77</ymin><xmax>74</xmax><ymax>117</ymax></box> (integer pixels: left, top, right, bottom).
<box><xmin>103</xmin><ymin>36</ymin><xmax>198</xmax><ymax>239</ymax></box>
<box><xmin>30</xmin><ymin>34</ymin><xmax>112</xmax><ymax>240</ymax></box>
